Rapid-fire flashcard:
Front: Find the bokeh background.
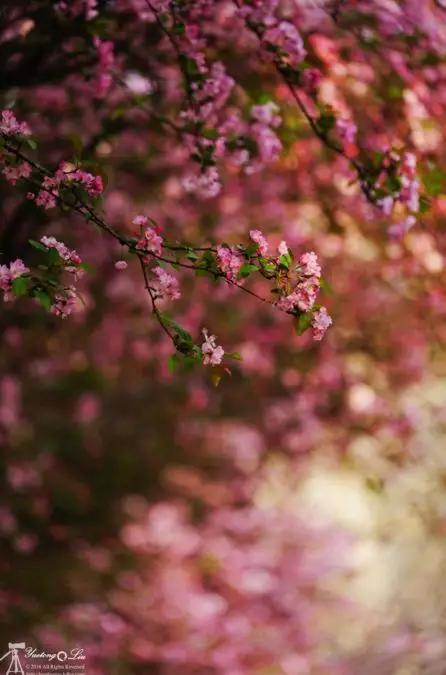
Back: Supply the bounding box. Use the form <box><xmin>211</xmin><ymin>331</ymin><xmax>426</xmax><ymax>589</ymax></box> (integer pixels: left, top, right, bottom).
<box><xmin>1</xmin><ymin>1</ymin><xmax>446</xmax><ymax>673</ymax></box>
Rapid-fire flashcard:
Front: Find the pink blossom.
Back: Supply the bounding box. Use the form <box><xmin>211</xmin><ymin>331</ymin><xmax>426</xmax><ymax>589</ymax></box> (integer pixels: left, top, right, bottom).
<box><xmin>0</xmin><ymin>109</ymin><xmax>31</xmax><ymax>136</ymax></box>
<box><xmin>51</xmin><ymin>287</ymin><xmax>77</xmax><ymax>318</ymax></box>
<box><xmin>278</xmin><ymin>278</ymin><xmax>320</xmax><ymax>312</ymax></box>
<box><xmin>183</xmin><ymin>167</ymin><xmax>221</xmax><ymax>199</ymax></box>
<box><xmin>57</xmin><ymin>0</ymin><xmax>98</xmax><ymax>19</ymax></box>
<box><xmin>251</xmin><ymin>102</ymin><xmax>281</xmax><ymax>128</ymax></box>
<box><xmin>40</xmin><ymin>236</ymin><xmax>81</xmax><ymax>264</ymax></box>
<box><xmin>336</xmin><ymin>118</ymin><xmax>357</xmax><ymax>145</ymax></box>
<box><xmin>124</xmin><ymin>72</ymin><xmax>154</xmax><ymax>95</ymax></box>
<box><xmin>263</xmin><ymin>21</ymin><xmax>306</xmax><ymax>66</ymax></box>
<box><xmin>34</xmin><ymin>176</ymin><xmax>58</xmax><ymax>209</ymax></box>
<box><xmin>301</xmin><ymin>68</ymin><xmax>322</xmax><ymax>93</ymax></box>
<box><xmin>400</xmin><ymin>176</ymin><xmax>420</xmax><ymax>213</ymax></box>
<box><xmin>2</xmin><ymin>162</ymin><xmax>31</xmax><ymax>185</ymax></box>
<box><xmin>138</xmin><ymin>227</ymin><xmax>163</xmax><ymax>257</ymax></box>
<box><xmin>278</xmin><ymin>240</ymin><xmax>289</xmax><ymax>256</ymax></box>
<box><xmin>201</xmin><ymin>328</ymin><xmax>224</xmax><ymax>366</ymax></box>
<box><xmin>250</xmin><ymin>123</ymin><xmax>282</xmax><ymax>164</ymax></box>
<box><xmin>0</xmin><ymin>265</ymin><xmax>11</xmax><ymax>291</ymax></box>
<box><xmin>153</xmin><ymin>267</ymin><xmax>181</xmax><ymax>301</ymax></box>
<box><xmin>217</xmin><ymin>246</ymin><xmax>243</xmax><ymax>282</ymax></box>
<box><xmin>311</xmin><ymin>307</ymin><xmax>333</xmax><ymax>341</ymax></box>
<box><xmin>377</xmin><ymin>195</ymin><xmax>394</xmax><ymax>215</ymax></box>
<box><xmin>249</xmin><ymin>229</ymin><xmax>269</xmax><ymax>256</ymax></box>
<box><xmin>115</xmin><ymin>260</ymin><xmax>128</xmax><ymax>270</ymax></box>
<box><xmin>402</xmin><ymin>151</ymin><xmax>417</xmax><ymax>176</ymax></box>
<box><xmin>62</xmin><ymin>167</ymin><xmax>103</xmax><ymax>197</ymax></box>
<box><xmin>9</xmin><ymin>259</ymin><xmax>29</xmax><ymax>279</ymax></box>
<box><xmin>388</xmin><ymin>215</ymin><xmax>416</xmax><ymax>239</ymax></box>
<box><xmin>93</xmin><ymin>38</ymin><xmax>115</xmax><ymax>98</ymax></box>
<box><xmin>299</xmin><ymin>251</ymin><xmax>321</xmax><ymax>278</ymax></box>
<box><xmin>133</xmin><ymin>215</ymin><xmax>148</xmax><ymax>227</ymax></box>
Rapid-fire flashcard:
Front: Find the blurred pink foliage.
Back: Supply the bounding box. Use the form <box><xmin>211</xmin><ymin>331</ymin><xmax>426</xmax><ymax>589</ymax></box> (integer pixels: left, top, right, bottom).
<box><xmin>0</xmin><ymin>0</ymin><xmax>446</xmax><ymax>672</ymax></box>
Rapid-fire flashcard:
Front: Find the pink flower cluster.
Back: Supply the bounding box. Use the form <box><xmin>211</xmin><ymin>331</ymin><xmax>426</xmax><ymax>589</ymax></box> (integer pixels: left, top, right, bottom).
<box><xmin>336</xmin><ymin>118</ymin><xmax>357</xmax><ymax>146</ymax></box>
<box><xmin>189</xmin><ymin>61</ymin><xmax>234</xmax><ymax>124</ymax></box>
<box><xmin>134</xmin><ymin>216</ymin><xmax>164</xmax><ymax>257</ymax></box>
<box><xmin>50</xmin><ymin>500</ymin><xmax>347</xmax><ymax>673</ymax></box>
<box><xmin>249</xmin><ymin>229</ymin><xmax>269</xmax><ymax>256</ymax></box>
<box><xmin>239</xmin><ymin>2</ymin><xmax>306</xmax><ymax>66</ymax></box>
<box><xmin>64</xmin><ymin>167</ymin><xmax>104</xmax><ymax>197</ymax></box>
<box><xmin>277</xmin><ymin>249</ymin><xmax>332</xmax><ymax>340</ymax></box>
<box><xmin>248</xmin><ymin>102</ymin><xmax>282</xmax><ymax>170</ymax></box>
<box><xmin>182</xmin><ymin>166</ymin><xmax>221</xmax><ymax>199</ymax></box>
<box><xmin>173</xmin><ymin>18</ymin><xmax>235</xmax><ymax>199</ymax></box>
<box><xmin>28</xmin><ymin>164</ymin><xmax>103</xmax><ymax>210</ymax></box>
<box><xmin>40</xmin><ymin>236</ymin><xmax>84</xmax><ymax>281</ymax></box>
<box><xmin>57</xmin><ymin>0</ymin><xmax>98</xmax><ymax>19</ymax></box>
<box><xmin>40</xmin><ymin>236</ymin><xmax>81</xmax><ymax>265</ymax></box>
<box><xmin>299</xmin><ymin>251</ymin><xmax>322</xmax><ymax>278</ymax></box>
<box><xmin>311</xmin><ymin>307</ymin><xmax>333</xmax><ymax>341</ymax></box>
<box><xmin>152</xmin><ymin>266</ymin><xmax>181</xmax><ymax>301</ymax></box>
<box><xmin>50</xmin><ymin>287</ymin><xmax>77</xmax><ymax>318</ymax></box>
<box><xmin>2</xmin><ymin>162</ymin><xmax>31</xmax><ymax>185</ymax></box>
<box><xmin>399</xmin><ymin>152</ymin><xmax>420</xmax><ymax>213</ymax></box>
<box><xmin>278</xmin><ymin>277</ymin><xmax>320</xmax><ymax>312</ymax></box>
<box><xmin>201</xmin><ymin>328</ymin><xmax>224</xmax><ymax>366</ymax></box>
<box><xmin>93</xmin><ymin>37</ymin><xmax>115</xmax><ymax>99</ymax></box>
<box><xmin>0</xmin><ymin>110</ymin><xmax>31</xmax><ymax>137</ymax></box>
<box><xmin>263</xmin><ymin>21</ymin><xmax>306</xmax><ymax>66</ymax></box>
<box><xmin>216</xmin><ymin>246</ymin><xmax>243</xmax><ymax>282</ymax></box>
<box><xmin>171</xmin><ymin>11</ymin><xmax>284</xmax><ymax>195</ymax></box>
<box><xmin>0</xmin><ymin>259</ymin><xmax>29</xmax><ymax>301</ymax></box>
<box><xmin>377</xmin><ymin>152</ymin><xmax>420</xmax><ymax>231</ymax></box>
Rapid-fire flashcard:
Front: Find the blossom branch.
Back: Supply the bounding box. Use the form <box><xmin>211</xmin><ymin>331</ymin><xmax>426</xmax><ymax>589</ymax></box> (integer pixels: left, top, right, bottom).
<box><xmin>0</xmin><ymin>111</ymin><xmax>333</xmax><ymax>372</ymax></box>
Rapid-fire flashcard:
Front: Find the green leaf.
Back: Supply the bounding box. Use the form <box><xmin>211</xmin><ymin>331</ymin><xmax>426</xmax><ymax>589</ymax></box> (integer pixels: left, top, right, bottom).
<box><xmin>33</xmin><ymin>289</ymin><xmax>51</xmax><ymax>310</ymax></box>
<box><xmin>423</xmin><ymin>164</ymin><xmax>446</xmax><ymax>197</ymax></box>
<box><xmin>11</xmin><ymin>276</ymin><xmax>29</xmax><ymax>297</ymax></box>
<box><xmin>244</xmin><ymin>243</ymin><xmax>259</xmax><ymax>257</ymax></box>
<box><xmin>386</xmin><ymin>174</ymin><xmax>402</xmax><ymax>194</ymax></box>
<box><xmin>238</xmin><ymin>263</ymin><xmax>259</xmax><ymax>279</ymax></box>
<box><xmin>26</xmin><ymin>138</ymin><xmax>37</xmax><ymax>150</ymax></box>
<box><xmin>202</xmin><ymin>127</ymin><xmax>219</xmax><ymax>141</ymax></box>
<box><xmin>262</xmin><ymin>262</ymin><xmax>277</xmax><ymax>275</ymax></box>
<box><xmin>47</xmin><ymin>248</ymin><xmax>61</xmax><ymax>265</ymax></box>
<box><xmin>294</xmin><ymin>312</ymin><xmax>312</xmax><ymax>336</ymax></box>
<box><xmin>159</xmin><ymin>313</ymin><xmax>193</xmax><ymax>344</ymax></box>
<box><xmin>173</xmin><ymin>22</ymin><xmax>185</xmax><ymax>36</ymax></box>
<box><xmin>226</xmin><ymin>351</ymin><xmax>242</xmax><ymax>361</ymax></box>
<box><xmin>168</xmin><ymin>354</ymin><xmax>179</xmax><ymax>373</ymax></box>
<box><xmin>419</xmin><ymin>195</ymin><xmax>431</xmax><ymax>213</ymax></box>
<box><xmin>29</xmin><ymin>239</ymin><xmax>48</xmax><ymax>252</ymax></box>
<box><xmin>278</xmin><ymin>253</ymin><xmax>291</xmax><ymax>269</ymax></box>
<box><xmin>179</xmin><ymin>55</ymin><xmax>201</xmax><ymax>80</ymax></box>
<box><xmin>195</xmin><ymin>267</ymin><xmax>211</xmax><ymax>277</ymax></box>
<box><xmin>185</xmin><ymin>250</ymin><xmax>199</xmax><ymax>262</ymax></box>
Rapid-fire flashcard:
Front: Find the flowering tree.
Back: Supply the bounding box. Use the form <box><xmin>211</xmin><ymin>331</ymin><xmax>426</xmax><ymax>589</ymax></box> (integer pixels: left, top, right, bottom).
<box><xmin>1</xmin><ymin>0</ymin><xmax>446</xmax><ymax>672</ymax></box>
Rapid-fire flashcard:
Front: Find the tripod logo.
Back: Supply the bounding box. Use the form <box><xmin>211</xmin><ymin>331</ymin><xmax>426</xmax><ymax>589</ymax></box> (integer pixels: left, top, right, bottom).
<box><xmin>0</xmin><ymin>643</ymin><xmax>25</xmax><ymax>675</ymax></box>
